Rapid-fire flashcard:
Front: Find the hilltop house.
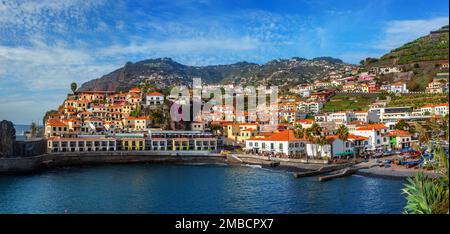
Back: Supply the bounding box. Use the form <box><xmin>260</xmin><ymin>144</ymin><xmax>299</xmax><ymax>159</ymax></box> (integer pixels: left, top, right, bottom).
<box><xmin>380</xmin><ymin>82</ymin><xmax>409</xmax><ymax>93</ymax></box>
<box><xmin>146</xmin><ymin>92</ymin><xmax>164</xmax><ymax>106</ymax></box>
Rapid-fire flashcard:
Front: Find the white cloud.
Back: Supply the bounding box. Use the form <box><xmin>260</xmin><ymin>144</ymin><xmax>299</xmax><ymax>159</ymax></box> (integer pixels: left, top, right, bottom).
<box><xmin>99</xmin><ymin>36</ymin><xmax>260</xmax><ymax>60</ymax></box>
<box><xmin>373</xmin><ymin>17</ymin><xmax>449</xmax><ymax>50</ymax></box>
<box><xmin>0</xmin><ymin>0</ymin><xmax>105</xmax><ymax>27</ymax></box>
<box><xmin>0</xmin><ymin>42</ymin><xmax>119</xmax><ymax>89</ymax></box>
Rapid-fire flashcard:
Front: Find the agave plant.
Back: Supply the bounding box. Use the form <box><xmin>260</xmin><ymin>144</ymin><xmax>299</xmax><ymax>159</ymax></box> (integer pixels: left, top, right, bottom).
<box><xmin>402</xmin><ymin>147</ymin><xmax>449</xmax><ymax>214</ymax></box>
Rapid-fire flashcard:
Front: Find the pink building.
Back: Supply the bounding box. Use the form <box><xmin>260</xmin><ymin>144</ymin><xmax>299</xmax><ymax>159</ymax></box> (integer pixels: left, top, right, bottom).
<box><xmin>358</xmin><ymin>74</ymin><xmax>374</xmax><ymax>81</ymax></box>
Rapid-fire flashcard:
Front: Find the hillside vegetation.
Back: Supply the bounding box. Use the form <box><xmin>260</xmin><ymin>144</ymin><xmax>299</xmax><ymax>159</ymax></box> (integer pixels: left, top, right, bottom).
<box><xmin>369</xmin><ymin>26</ymin><xmax>449</xmax><ymax>66</ymax></box>
<box><xmin>387</xmin><ymin>93</ymin><xmax>448</xmax><ymax>108</ymax></box>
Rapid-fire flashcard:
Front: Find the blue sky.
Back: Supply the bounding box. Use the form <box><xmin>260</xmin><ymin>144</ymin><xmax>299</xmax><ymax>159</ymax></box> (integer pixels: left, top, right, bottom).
<box><xmin>0</xmin><ymin>0</ymin><xmax>448</xmax><ymax>124</ymax></box>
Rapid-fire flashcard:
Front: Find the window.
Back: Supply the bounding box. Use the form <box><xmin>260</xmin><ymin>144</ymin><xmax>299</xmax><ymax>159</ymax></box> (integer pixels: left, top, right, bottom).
<box><xmin>249</xmin><ymin>142</ymin><xmax>253</xmax><ymax>147</ymax></box>
<box><xmin>279</xmin><ymin>143</ymin><xmax>283</xmax><ymax>149</ymax></box>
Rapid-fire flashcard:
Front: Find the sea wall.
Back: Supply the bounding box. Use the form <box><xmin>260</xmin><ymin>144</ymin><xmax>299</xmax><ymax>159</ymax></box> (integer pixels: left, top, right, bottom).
<box><xmin>0</xmin><ymin>151</ymin><xmax>227</xmax><ymax>174</ymax></box>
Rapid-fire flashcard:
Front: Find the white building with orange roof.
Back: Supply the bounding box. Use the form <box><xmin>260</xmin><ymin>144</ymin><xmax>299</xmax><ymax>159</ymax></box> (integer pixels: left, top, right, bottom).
<box><xmin>420</xmin><ymin>103</ymin><xmax>449</xmax><ymax>116</ymax></box>
<box><xmin>426</xmin><ymin>80</ymin><xmax>447</xmax><ymax>93</ymax></box>
<box><xmin>420</xmin><ymin>104</ymin><xmax>435</xmax><ymax>115</ymax></box>
<box><xmin>350</xmin><ymin>123</ymin><xmax>389</xmax><ymax>151</ymax></box>
<box><xmin>45</xmin><ymin>119</ymin><xmax>69</xmax><ymax>138</ymax></box>
<box><xmin>342</xmin><ymin>82</ymin><xmax>356</xmax><ymax>92</ymax></box>
<box><xmin>294</xmin><ymin>119</ymin><xmax>314</xmax><ymax>129</ymax></box>
<box><xmin>126</xmin><ymin>93</ymin><xmax>142</xmax><ymax>105</ymax></box>
<box><xmin>122</xmin><ymin>116</ymin><xmax>152</xmax><ymax>131</ymax></box>
<box><xmin>245</xmin><ymin>130</ymin><xmax>307</xmax><ymax>156</ymax></box>
<box><xmin>388</xmin><ymin>129</ymin><xmax>412</xmax><ymax>150</ymax></box>
<box><xmin>78</xmin><ymin>92</ymin><xmax>107</xmax><ymax>102</ymax></box>
<box><xmin>146</xmin><ymin>91</ymin><xmax>164</xmax><ymax>105</ymax></box>
<box><xmin>129</xmin><ymin>87</ymin><xmax>141</xmax><ymax>94</ymax></box>
<box><xmin>381</xmin><ymin>82</ymin><xmax>409</xmax><ymax>93</ymax></box>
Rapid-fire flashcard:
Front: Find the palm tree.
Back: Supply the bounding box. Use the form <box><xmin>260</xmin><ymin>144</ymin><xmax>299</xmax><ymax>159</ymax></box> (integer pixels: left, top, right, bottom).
<box><xmin>30</xmin><ymin>121</ymin><xmax>37</xmax><ymax>137</ymax></box>
<box><xmin>294</xmin><ymin>124</ymin><xmax>304</xmax><ymax>138</ymax></box>
<box><xmin>317</xmin><ymin>135</ymin><xmax>328</xmax><ymax>159</ymax></box>
<box><xmin>442</xmin><ymin>114</ymin><xmax>449</xmax><ymax>141</ymax></box>
<box><xmin>310</xmin><ymin>123</ymin><xmax>322</xmax><ymax>136</ymax></box>
<box><xmin>304</xmin><ymin>128</ymin><xmax>314</xmax><ymax>162</ymax></box>
<box><xmin>337</xmin><ymin>125</ymin><xmax>350</xmax><ymax>159</ymax></box>
<box><xmin>70</xmin><ymin>82</ymin><xmax>77</xmax><ymax>94</ymax></box>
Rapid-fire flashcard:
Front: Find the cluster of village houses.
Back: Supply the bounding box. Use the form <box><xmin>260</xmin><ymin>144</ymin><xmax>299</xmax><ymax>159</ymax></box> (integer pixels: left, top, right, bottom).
<box><xmin>290</xmin><ymin>64</ymin><xmax>449</xmax><ymax>94</ymax></box>
<box><xmin>43</xmin><ymin>63</ymin><xmax>449</xmax><ymax>160</ymax></box>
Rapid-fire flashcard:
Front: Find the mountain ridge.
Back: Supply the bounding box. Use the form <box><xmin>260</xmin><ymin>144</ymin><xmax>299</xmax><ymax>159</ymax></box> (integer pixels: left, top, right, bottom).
<box><xmin>78</xmin><ymin>56</ymin><xmax>347</xmax><ymax>92</ymax></box>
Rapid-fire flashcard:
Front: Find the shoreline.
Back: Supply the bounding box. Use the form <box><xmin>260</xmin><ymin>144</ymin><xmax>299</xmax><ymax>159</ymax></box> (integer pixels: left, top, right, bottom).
<box><xmin>0</xmin><ymin>152</ymin><xmax>227</xmax><ymax>174</ymax></box>
<box><xmin>0</xmin><ymin>152</ymin><xmax>437</xmax><ymax>179</ymax></box>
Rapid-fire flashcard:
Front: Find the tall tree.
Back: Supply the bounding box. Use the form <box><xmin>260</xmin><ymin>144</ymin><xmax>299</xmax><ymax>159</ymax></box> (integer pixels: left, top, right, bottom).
<box><xmin>394</xmin><ymin>120</ymin><xmax>410</xmax><ymax>131</ymax></box>
<box><xmin>30</xmin><ymin>121</ymin><xmax>37</xmax><ymax>137</ymax></box>
<box><xmin>70</xmin><ymin>82</ymin><xmax>77</xmax><ymax>94</ymax></box>
<box><xmin>317</xmin><ymin>135</ymin><xmax>328</xmax><ymax>158</ymax></box>
<box><xmin>337</xmin><ymin>125</ymin><xmax>350</xmax><ymax>159</ymax></box>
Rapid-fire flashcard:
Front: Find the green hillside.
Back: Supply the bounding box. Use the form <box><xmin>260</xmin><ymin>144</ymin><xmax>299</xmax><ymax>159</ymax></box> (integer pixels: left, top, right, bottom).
<box><xmin>364</xmin><ymin>25</ymin><xmax>448</xmax><ymax>67</ymax></box>
<box><xmin>362</xmin><ymin>25</ymin><xmax>449</xmax><ymax>91</ymax></box>
<box><xmin>380</xmin><ymin>27</ymin><xmax>448</xmax><ymax>65</ymax></box>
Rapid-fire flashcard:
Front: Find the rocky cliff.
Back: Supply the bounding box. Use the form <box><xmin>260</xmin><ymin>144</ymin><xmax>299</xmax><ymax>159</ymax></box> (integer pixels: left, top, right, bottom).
<box><xmin>0</xmin><ymin>120</ymin><xmax>16</xmax><ymax>157</ymax></box>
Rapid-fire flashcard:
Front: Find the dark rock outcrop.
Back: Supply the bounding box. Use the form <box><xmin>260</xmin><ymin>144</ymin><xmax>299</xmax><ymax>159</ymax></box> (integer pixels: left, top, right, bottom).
<box><xmin>0</xmin><ymin>120</ymin><xmax>16</xmax><ymax>157</ymax></box>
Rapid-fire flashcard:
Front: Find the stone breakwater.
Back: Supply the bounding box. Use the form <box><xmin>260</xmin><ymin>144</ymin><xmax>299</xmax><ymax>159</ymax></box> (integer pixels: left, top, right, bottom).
<box><xmin>0</xmin><ymin>151</ymin><xmax>227</xmax><ymax>174</ymax></box>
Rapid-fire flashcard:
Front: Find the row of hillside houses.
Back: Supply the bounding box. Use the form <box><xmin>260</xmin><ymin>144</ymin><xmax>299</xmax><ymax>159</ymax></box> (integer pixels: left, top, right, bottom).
<box><xmin>244</xmin><ymin>123</ymin><xmax>413</xmax><ymax>158</ymax></box>
<box><xmin>45</xmin><ymin>89</ymin><xmax>166</xmax><ymax>138</ymax></box>
<box><xmin>216</xmin><ymin>101</ymin><xmax>448</xmax><ymax>147</ymax></box>
<box><xmin>425</xmin><ymin>72</ymin><xmax>449</xmax><ymax>93</ymax></box>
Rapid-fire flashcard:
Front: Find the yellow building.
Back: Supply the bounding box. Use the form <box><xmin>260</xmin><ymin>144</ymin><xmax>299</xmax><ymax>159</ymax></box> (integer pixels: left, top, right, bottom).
<box><xmin>225</xmin><ymin>123</ymin><xmax>259</xmax><ymax>142</ymax></box>
<box><xmin>117</xmin><ymin>138</ymin><xmax>145</xmax><ymax>151</ymax></box>
<box><xmin>237</xmin><ymin>129</ymin><xmax>257</xmax><ymax>144</ymax></box>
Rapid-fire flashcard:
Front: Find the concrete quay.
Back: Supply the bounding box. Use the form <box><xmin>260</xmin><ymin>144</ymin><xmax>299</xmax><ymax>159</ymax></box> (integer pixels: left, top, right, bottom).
<box><xmin>0</xmin><ymin>151</ymin><xmax>226</xmax><ymax>174</ymax></box>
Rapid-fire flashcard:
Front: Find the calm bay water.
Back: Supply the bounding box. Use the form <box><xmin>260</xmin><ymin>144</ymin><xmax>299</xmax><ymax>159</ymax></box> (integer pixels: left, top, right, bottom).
<box><xmin>0</xmin><ymin>164</ymin><xmax>407</xmax><ymax>214</ymax></box>
<box><xmin>13</xmin><ymin>124</ymin><xmax>31</xmax><ymax>135</ymax></box>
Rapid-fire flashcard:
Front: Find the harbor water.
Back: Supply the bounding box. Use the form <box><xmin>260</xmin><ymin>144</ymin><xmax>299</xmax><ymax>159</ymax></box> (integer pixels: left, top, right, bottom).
<box><xmin>0</xmin><ymin>164</ymin><xmax>407</xmax><ymax>214</ymax></box>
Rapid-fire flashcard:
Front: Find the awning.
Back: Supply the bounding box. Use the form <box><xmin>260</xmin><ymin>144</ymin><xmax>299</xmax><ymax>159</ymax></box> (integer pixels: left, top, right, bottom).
<box><xmin>335</xmin><ymin>151</ymin><xmax>354</xmax><ymax>156</ymax></box>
